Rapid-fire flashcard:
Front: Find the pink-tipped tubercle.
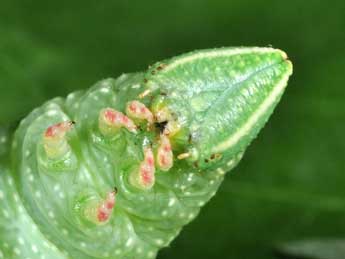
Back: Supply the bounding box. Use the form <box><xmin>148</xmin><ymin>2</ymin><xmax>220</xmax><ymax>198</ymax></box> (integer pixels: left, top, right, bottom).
<box><xmin>97</xmin><ymin>190</ymin><xmax>117</xmax><ymax>223</ymax></box>
<box><xmin>99</xmin><ymin>108</ymin><xmax>137</xmax><ymax>135</ymax></box>
<box><xmin>157</xmin><ymin>134</ymin><xmax>173</xmax><ymax>171</ymax></box>
<box><xmin>126</xmin><ymin>100</ymin><xmax>154</xmax><ymax>124</ymax></box>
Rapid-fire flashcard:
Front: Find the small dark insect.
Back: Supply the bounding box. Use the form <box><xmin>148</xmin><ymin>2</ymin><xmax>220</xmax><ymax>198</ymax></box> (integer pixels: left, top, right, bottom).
<box><xmin>154</xmin><ymin>121</ymin><xmax>168</xmax><ymax>133</ymax></box>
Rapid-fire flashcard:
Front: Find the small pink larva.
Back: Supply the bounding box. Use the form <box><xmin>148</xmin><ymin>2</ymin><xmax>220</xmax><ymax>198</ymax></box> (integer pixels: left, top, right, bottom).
<box><xmin>98</xmin><ymin>108</ymin><xmax>137</xmax><ymax>135</ymax></box>
<box><xmin>130</xmin><ymin>147</ymin><xmax>156</xmax><ymax>190</ymax></box>
<box><xmin>96</xmin><ymin>189</ymin><xmax>117</xmax><ymax>223</ymax></box>
<box><xmin>156</xmin><ymin>134</ymin><xmax>173</xmax><ymax>171</ymax></box>
<box><xmin>126</xmin><ymin>100</ymin><xmax>154</xmax><ymax>124</ymax></box>
<box><xmin>43</xmin><ymin>121</ymin><xmax>75</xmax><ymax>159</ymax></box>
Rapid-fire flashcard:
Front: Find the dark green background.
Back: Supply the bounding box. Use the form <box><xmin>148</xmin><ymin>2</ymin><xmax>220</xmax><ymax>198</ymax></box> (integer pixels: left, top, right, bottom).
<box><xmin>1</xmin><ymin>1</ymin><xmax>345</xmax><ymax>258</ymax></box>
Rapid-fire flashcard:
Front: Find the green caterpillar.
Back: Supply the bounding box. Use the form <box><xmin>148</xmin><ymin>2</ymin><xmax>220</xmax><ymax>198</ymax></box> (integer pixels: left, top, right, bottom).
<box><xmin>0</xmin><ymin>47</ymin><xmax>293</xmax><ymax>259</ymax></box>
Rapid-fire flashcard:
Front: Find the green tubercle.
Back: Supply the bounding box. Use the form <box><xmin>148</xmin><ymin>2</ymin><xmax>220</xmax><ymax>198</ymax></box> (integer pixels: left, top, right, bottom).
<box><xmin>0</xmin><ymin>47</ymin><xmax>292</xmax><ymax>258</ymax></box>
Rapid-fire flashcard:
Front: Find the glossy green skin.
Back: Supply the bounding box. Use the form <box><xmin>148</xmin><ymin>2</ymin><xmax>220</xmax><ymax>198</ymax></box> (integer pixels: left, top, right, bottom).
<box><xmin>0</xmin><ymin>47</ymin><xmax>292</xmax><ymax>258</ymax></box>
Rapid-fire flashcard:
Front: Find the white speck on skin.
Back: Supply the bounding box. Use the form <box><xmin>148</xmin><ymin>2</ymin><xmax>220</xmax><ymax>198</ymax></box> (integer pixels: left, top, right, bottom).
<box><xmin>53</xmin><ymin>184</ymin><xmax>60</xmax><ymax>192</ymax></box>
<box><xmin>148</xmin><ymin>226</ymin><xmax>154</xmax><ymax>231</ymax></box>
<box><xmin>80</xmin><ymin>242</ymin><xmax>86</xmax><ymax>248</ymax></box>
<box><xmin>125</xmin><ymin>238</ymin><xmax>133</xmax><ymax>247</ymax></box>
<box><xmin>198</xmin><ymin>201</ymin><xmax>205</xmax><ymax>206</ymax></box>
<box><xmin>162</xmin><ymin>210</ymin><xmax>168</xmax><ymax>217</ymax></box>
<box><xmin>32</xmin><ymin>224</ymin><xmax>38</xmax><ymax>231</ymax></box>
<box><xmin>188</xmin><ymin>213</ymin><xmax>195</xmax><ymax>220</ymax></box>
<box><xmin>0</xmin><ymin>191</ymin><xmax>4</xmax><ymax>200</ymax></box>
<box><xmin>62</xmin><ymin>229</ymin><xmax>68</xmax><ymax>235</ymax></box>
<box><xmin>155</xmin><ymin>239</ymin><xmax>164</xmax><ymax>246</ymax></box>
<box><xmin>136</xmin><ymin>247</ymin><xmax>143</xmax><ymax>254</ymax></box>
<box><xmin>18</xmin><ymin>237</ymin><xmax>25</xmax><ymax>245</ymax></box>
<box><xmin>28</xmin><ymin>175</ymin><xmax>34</xmax><ymax>182</ymax></box>
<box><xmin>47</xmin><ymin>110</ymin><xmax>58</xmax><ymax>117</ymax></box>
<box><xmin>126</xmin><ymin>223</ymin><xmax>132</xmax><ymax>232</ymax></box>
<box><xmin>35</xmin><ymin>191</ymin><xmax>41</xmax><ymax>198</ymax></box>
<box><xmin>0</xmin><ymin>136</ymin><xmax>6</xmax><ymax>143</ymax></box>
<box><xmin>131</xmin><ymin>84</ymin><xmax>141</xmax><ymax>89</ymax></box>
<box><xmin>168</xmin><ymin>198</ymin><xmax>175</xmax><ymax>207</ymax></box>
<box><xmin>115</xmin><ymin>249</ymin><xmax>121</xmax><ymax>255</ymax></box>
<box><xmin>13</xmin><ymin>247</ymin><xmax>21</xmax><ymax>255</ymax></box>
<box><xmin>217</xmin><ymin>168</ymin><xmax>225</xmax><ymax>175</ymax></box>
<box><xmin>31</xmin><ymin>245</ymin><xmax>38</xmax><ymax>253</ymax></box>
<box><xmin>59</xmin><ymin>192</ymin><xmax>65</xmax><ymax>199</ymax></box>
<box><xmin>7</xmin><ymin>177</ymin><xmax>13</xmax><ymax>186</ymax></box>
<box><xmin>3</xmin><ymin>209</ymin><xmax>9</xmax><ymax>219</ymax></box>
<box><xmin>25</xmin><ymin>150</ymin><xmax>31</xmax><ymax>157</ymax></box>
<box><xmin>100</xmin><ymin>88</ymin><xmax>110</xmax><ymax>93</ymax></box>
<box><xmin>48</xmin><ymin>211</ymin><xmax>55</xmax><ymax>219</ymax></box>
<box><xmin>148</xmin><ymin>251</ymin><xmax>155</xmax><ymax>258</ymax></box>
<box><xmin>227</xmin><ymin>159</ymin><xmax>234</xmax><ymax>167</ymax></box>
<box><xmin>210</xmin><ymin>180</ymin><xmax>215</xmax><ymax>185</ymax></box>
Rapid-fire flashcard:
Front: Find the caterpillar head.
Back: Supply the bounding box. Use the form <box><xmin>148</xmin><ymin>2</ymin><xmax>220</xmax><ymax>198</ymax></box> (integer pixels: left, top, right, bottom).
<box><xmin>11</xmin><ymin>47</ymin><xmax>292</xmax><ymax>258</ymax></box>
<box><xmin>144</xmin><ymin>47</ymin><xmax>292</xmax><ymax>171</ymax></box>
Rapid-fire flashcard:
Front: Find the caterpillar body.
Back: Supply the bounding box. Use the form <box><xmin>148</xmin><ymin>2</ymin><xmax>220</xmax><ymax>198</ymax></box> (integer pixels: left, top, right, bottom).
<box><xmin>0</xmin><ymin>47</ymin><xmax>292</xmax><ymax>258</ymax></box>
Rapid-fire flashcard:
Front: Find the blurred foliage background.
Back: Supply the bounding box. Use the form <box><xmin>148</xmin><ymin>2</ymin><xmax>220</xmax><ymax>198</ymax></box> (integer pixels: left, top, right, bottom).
<box><xmin>1</xmin><ymin>1</ymin><xmax>345</xmax><ymax>258</ymax></box>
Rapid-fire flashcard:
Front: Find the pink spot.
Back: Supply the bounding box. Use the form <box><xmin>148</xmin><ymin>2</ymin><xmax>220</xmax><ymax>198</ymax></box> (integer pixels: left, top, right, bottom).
<box><xmin>105</xmin><ymin>110</ymin><xmax>117</xmax><ymax>123</ymax></box>
<box><xmin>129</xmin><ymin>103</ymin><xmax>136</xmax><ymax>112</ymax></box>
<box><xmin>45</xmin><ymin>126</ymin><xmax>55</xmax><ymax>137</ymax></box>
<box><xmin>141</xmin><ymin>168</ymin><xmax>152</xmax><ymax>185</ymax></box>
<box><xmin>164</xmin><ymin>145</ymin><xmax>171</xmax><ymax>152</ymax></box>
<box><xmin>122</xmin><ymin>116</ymin><xmax>129</xmax><ymax>123</ymax></box>
<box><xmin>140</xmin><ymin>107</ymin><xmax>146</xmax><ymax>113</ymax></box>
<box><xmin>147</xmin><ymin>156</ymin><xmax>154</xmax><ymax>166</ymax></box>
<box><xmin>160</xmin><ymin>155</ymin><xmax>167</xmax><ymax>165</ymax></box>
<box><xmin>106</xmin><ymin>200</ymin><xmax>115</xmax><ymax>210</ymax></box>
<box><xmin>44</xmin><ymin>122</ymin><xmax>73</xmax><ymax>138</ymax></box>
<box><xmin>105</xmin><ymin>191</ymin><xmax>116</xmax><ymax>209</ymax></box>
<box><xmin>97</xmin><ymin>209</ymin><xmax>109</xmax><ymax>222</ymax></box>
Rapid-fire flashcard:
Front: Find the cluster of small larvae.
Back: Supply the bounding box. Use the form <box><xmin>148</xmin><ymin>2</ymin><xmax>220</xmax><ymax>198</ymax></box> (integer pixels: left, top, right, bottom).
<box><xmin>42</xmin><ymin>99</ymin><xmax>179</xmax><ymax>224</ymax></box>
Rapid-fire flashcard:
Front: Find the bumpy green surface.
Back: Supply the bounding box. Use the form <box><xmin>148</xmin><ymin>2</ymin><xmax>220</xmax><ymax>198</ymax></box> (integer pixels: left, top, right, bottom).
<box><xmin>0</xmin><ymin>47</ymin><xmax>292</xmax><ymax>258</ymax></box>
